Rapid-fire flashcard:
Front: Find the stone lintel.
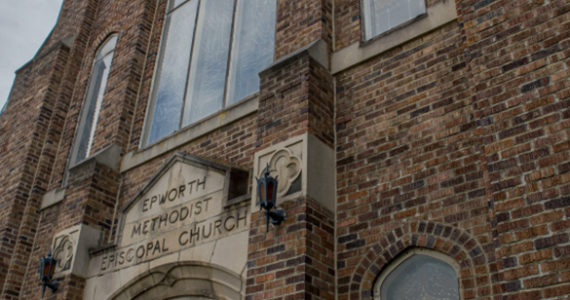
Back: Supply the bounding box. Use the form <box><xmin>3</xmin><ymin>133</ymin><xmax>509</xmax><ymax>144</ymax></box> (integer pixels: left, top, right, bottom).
<box><xmin>41</xmin><ymin>187</ymin><xmax>66</xmax><ymax>209</ymax></box>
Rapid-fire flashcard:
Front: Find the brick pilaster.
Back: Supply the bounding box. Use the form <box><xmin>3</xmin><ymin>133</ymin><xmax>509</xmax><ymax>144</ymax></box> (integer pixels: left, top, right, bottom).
<box><xmin>247</xmin><ymin>33</ymin><xmax>335</xmax><ymax>298</ymax></box>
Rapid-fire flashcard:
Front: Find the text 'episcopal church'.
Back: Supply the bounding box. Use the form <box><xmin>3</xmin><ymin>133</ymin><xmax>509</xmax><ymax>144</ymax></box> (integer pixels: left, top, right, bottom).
<box><xmin>0</xmin><ymin>0</ymin><xmax>569</xmax><ymax>299</ymax></box>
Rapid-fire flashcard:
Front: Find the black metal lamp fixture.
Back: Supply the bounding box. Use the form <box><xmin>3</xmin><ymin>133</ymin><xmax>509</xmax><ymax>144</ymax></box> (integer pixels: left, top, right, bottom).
<box><xmin>257</xmin><ymin>164</ymin><xmax>285</xmax><ymax>232</ymax></box>
<box><xmin>39</xmin><ymin>251</ymin><xmax>58</xmax><ymax>296</ymax></box>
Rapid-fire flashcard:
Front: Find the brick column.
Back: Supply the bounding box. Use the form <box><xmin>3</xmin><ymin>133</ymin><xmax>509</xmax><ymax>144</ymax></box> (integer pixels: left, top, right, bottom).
<box><xmin>20</xmin><ymin>152</ymin><xmax>120</xmax><ymax>299</ymax></box>
<box><xmin>246</xmin><ymin>39</ymin><xmax>336</xmax><ymax>300</ymax></box>
<box><xmin>0</xmin><ymin>42</ymin><xmax>70</xmax><ymax>300</ymax></box>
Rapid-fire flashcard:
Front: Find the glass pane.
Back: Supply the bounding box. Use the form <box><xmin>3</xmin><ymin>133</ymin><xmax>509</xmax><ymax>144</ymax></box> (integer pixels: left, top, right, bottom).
<box><xmin>363</xmin><ymin>0</ymin><xmax>425</xmax><ymax>40</ymax></box>
<box><xmin>363</xmin><ymin>0</ymin><xmax>388</xmax><ymax>39</ymax></box>
<box><xmin>183</xmin><ymin>0</ymin><xmax>234</xmax><ymax>125</ymax></box>
<box><xmin>409</xmin><ymin>0</ymin><xmax>426</xmax><ymax>19</ymax></box>
<box><xmin>381</xmin><ymin>254</ymin><xmax>459</xmax><ymax>300</ymax></box>
<box><xmin>171</xmin><ymin>0</ymin><xmax>187</xmax><ymax>11</ymax></box>
<box><xmin>226</xmin><ymin>0</ymin><xmax>276</xmax><ymax>105</ymax></box>
<box><xmin>147</xmin><ymin>0</ymin><xmax>198</xmax><ymax>144</ymax></box>
<box><xmin>74</xmin><ymin>59</ymin><xmax>105</xmax><ymax>162</ymax></box>
<box><xmin>85</xmin><ymin>52</ymin><xmax>113</xmax><ymax>156</ymax></box>
<box><xmin>97</xmin><ymin>36</ymin><xmax>117</xmax><ymax>59</ymax></box>
<box><xmin>389</xmin><ymin>0</ymin><xmax>408</xmax><ymax>29</ymax></box>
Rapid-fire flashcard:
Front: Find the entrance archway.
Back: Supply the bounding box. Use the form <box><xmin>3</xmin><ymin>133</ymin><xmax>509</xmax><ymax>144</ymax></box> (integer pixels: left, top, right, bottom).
<box><xmin>110</xmin><ymin>261</ymin><xmax>243</xmax><ymax>300</ymax></box>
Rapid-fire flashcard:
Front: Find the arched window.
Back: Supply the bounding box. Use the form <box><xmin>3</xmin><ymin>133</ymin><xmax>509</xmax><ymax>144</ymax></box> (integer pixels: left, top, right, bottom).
<box><xmin>71</xmin><ymin>34</ymin><xmax>118</xmax><ymax>164</ymax></box>
<box><xmin>374</xmin><ymin>249</ymin><xmax>460</xmax><ymax>300</ymax></box>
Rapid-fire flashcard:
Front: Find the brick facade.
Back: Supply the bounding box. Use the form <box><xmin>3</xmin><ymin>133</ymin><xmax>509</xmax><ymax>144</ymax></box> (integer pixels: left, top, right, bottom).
<box><xmin>0</xmin><ymin>0</ymin><xmax>568</xmax><ymax>299</ymax></box>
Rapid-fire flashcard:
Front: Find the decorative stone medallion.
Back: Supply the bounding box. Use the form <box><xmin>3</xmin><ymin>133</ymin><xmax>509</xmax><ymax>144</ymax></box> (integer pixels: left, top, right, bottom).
<box><xmin>253</xmin><ymin>134</ymin><xmax>335</xmax><ymax>212</ymax></box>
<box><xmin>261</xmin><ymin>148</ymin><xmax>302</xmax><ymax>197</ymax></box>
<box><xmin>53</xmin><ymin>234</ymin><xmax>74</xmax><ymax>272</ymax></box>
<box><xmin>51</xmin><ymin>224</ymin><xmax>101</xmax><ymax>277</ymax></box>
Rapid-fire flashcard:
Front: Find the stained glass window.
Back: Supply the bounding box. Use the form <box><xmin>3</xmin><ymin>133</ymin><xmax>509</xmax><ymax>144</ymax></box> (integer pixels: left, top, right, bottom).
<box><xmin>375</xmin><ymin>252</ymin><xmax>459</xmax><ymax>300</ymax></box>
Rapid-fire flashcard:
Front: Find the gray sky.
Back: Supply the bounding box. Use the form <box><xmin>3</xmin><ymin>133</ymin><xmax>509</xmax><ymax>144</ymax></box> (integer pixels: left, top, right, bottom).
<box><xmin>0</xmin><ymin>1</ymin><xmax>63</xmax><ymax>112</ymax></box>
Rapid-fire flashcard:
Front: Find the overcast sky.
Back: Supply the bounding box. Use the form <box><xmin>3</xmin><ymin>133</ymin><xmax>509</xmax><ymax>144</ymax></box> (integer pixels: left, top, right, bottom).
<box><xmin>0</xmin><ymin>1</ymin><xmax>63</xmax><ymax>112</ymax></box>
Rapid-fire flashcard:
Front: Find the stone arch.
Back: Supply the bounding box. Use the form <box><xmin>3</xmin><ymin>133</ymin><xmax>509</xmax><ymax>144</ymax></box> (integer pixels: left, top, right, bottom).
<box><xmin>85</xmin><ymin>29</ymin><xmax>121</xmax><ymax>66</ymax></box>
<box><xmin>93</xmin><ymin>30</ymin><xmax>120</xmax><ymax>50</ymax></box>
<box><xmin>348</xmin><ymin>221</ymin><xmax>489</xmax><ymax>299</ymax></box>
<box><xmin>109</xmin><ymin>261</ymin><xmax>244</xmax><ymax>300</ymax></box>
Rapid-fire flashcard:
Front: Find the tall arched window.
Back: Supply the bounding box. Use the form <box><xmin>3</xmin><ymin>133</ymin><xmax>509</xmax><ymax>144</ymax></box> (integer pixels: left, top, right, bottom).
<box><xmin>71</xmin><ymin>35</ymin><xmax>118</xmax><ymax>165</ymax></box>
<box><xmin>374</xmin><ymin>249</ymin><xmax>460</xmax><ymax>300</ymax></box>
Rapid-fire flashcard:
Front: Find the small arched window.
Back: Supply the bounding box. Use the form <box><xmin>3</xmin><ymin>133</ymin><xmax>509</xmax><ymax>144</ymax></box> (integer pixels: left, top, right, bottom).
<box><xmin>374</xmin><ymin>249</ymin><xmax>460</xmax><ymax>300</ymax></box>
<box><xmin>71</xmin><ymin>34</ymin><xmax>118</xmax><ymax>164</ymax></box>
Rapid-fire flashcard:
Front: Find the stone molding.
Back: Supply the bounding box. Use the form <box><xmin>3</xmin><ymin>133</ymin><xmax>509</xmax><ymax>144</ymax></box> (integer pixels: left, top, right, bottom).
<box><xmin>68</xmin><ymin>143</ymin><xmax>122</xmax><ymax>171</ymax></box>
<box><xmin>261</xmin><ymin>38</ymin><xmax>330</xmax><ymax>74</ymax></box>
<box><xmin>108</xmin><ymin>261</ymin><xmax>244</xmax><ymax>300</ymax></box>
<box><xmin>40</xmin><ymin>187</ymin><xmax>66</xmax><ymax>209</ymax></box>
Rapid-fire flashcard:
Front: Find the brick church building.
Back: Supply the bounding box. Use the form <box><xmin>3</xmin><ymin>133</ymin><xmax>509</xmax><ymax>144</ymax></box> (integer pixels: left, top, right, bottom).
<box><xmin>0</xmin><ymin>0</ymin><xmax>569</xmax><ymax>299</ymax></box>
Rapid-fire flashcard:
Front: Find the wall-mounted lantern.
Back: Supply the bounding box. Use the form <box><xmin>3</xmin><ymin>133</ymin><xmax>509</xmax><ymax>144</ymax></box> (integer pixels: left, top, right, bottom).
<box><xmin>39</xmin><ymin>251</ymin><xmax>58</xmax><ymax>296</ymax></box>
<box><xmin>257</xmin><ymin>164</ymin><xmax>285</xmax><ymax>232</ymax></box>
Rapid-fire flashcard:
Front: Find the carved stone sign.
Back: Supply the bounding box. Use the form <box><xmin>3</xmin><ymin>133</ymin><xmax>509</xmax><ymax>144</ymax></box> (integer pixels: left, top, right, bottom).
<box><xmin>89</xmin><ymin>154</ymin><xmax>250</xmax><ymax>276</ymax></box>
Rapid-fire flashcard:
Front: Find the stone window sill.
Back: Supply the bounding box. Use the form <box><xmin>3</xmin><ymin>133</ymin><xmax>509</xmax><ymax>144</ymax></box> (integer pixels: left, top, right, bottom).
<box><xmin>121</xmin><ymin>94</ymin><xmax>258</xmax><ymax>173</ymax></box>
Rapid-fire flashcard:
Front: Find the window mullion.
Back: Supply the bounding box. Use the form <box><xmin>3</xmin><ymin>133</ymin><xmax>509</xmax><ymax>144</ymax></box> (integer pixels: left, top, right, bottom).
<box><xmin>222</xmin><ymin>0</ymin><xmax>239</xmax><ymax>109</ymax></box>
<box><xmin>178</xmin><ymin>0</ymin><xmax>201</xmax><ymax>130</ymax></box>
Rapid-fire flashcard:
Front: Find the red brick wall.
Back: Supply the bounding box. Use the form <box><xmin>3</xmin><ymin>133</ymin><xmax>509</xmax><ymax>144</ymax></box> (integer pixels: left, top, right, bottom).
<box><xmin>50</xmin><ymin>0</ymin><xmax>155</xmax><ymax>188</ymax></box>
<box><xmin>335</xmin><ymin>0</ymin><xmax>570</xmax><ymax>299</ymax></box>
<box><xmin>48</xmin><ymin>0</ymin><xmax>103</xmax><ymax>189</ymax></box>
<box><xmin>461</xmin><ymin>0</ymin><xmax>570</xmax><ymax>298</ymax></box>
<box><xmin>0</xmin><ymin>42</ymin><xmax>71</xmax><ymax>299</ymax></box>
<box><xmin>245</xmin><ymin>40</ymin><xmax>336</xmax><ymax>299</ymax></box>
<box><xmin>335</xmin><ymin>20</ymin><xmax>492</xmax><ymax>299</ymax></box>
<box><xmin>258</xmin><ymin>53</ymin><xmax>334</xmax><ymax>149</ymax></box>
<box><xmin>247</xmin><ymin>197</ymin><xmax>335</xmax><ymax>300</ymax></box>
<box><xmin>0</xmin><ymin>0</ymin><xmax>568</xmax><ymax>299</ymax></box>
<box><xmin>334</xmin><ymin>0</ymin><xmax>446</xmax><ymax>50</ymax></box>
<box><xmin>275</xmin><ymin>0</ymin><xmax>333</xmax><ymax>59</ymax></box>
<box><xmin>0</xmin><ymin>0</ymin><xmax>154</xmax><ymax>298</ymax></box>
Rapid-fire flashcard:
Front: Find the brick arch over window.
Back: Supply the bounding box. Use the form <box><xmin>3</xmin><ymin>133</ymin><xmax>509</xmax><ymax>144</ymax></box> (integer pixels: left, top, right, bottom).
<box><xmin>347</xmin><ymin>221</ymin><xmax>490</xmax><ymax>299</ymax></box>
<box><xmin>91</xmin><ymin>30</ymin><xmax>120</xmax><ymax>52</ymax></box>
